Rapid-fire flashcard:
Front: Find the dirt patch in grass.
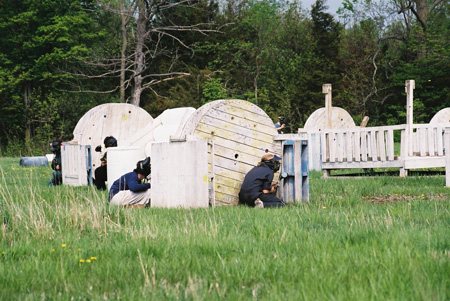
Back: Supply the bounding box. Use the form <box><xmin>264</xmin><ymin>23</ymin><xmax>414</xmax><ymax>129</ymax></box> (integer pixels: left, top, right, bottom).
<box><xmin>363</xmin><ymin>194</ymin><xmax>447</xmax><ymax>204</ymax></box>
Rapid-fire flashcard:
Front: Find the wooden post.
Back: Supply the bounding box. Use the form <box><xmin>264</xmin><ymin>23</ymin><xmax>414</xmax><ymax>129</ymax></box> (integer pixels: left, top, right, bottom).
<box><xmin>360</xmin><ymin>116</ymin><xmax>369</xmax><ymax>127</ymax></box>
<box><xmin>323</xmin><ymin>84</ymin><xmax>332</xmax><ymax>129</ymax></box>
<box><xmin>322</xmin><ymin>84</ymin><xmax>332</xmax><ymax>178</ymax></box>
<box><xmin>406</xmin><ymin>80</ymin><xmax>415</xmax><ymax>156</ymax></box>
<box><xmin>445</xmin><ymin>128</ymin><xmax>450</xmax><ymax>186</ymax></box>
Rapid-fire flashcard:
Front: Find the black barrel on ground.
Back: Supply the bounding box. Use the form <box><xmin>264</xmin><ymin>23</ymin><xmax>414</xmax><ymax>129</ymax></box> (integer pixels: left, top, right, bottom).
<box><xmin>19</xmin><ymin>156</ymin><xmax>48</xmax><ymax>167</ymax></box>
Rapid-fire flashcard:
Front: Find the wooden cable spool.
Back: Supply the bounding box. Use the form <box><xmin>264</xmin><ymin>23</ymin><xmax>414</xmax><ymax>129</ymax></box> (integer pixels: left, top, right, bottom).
<box><xmin>303</xmin><ymin>107</ymin><xmax>355</xmax><ymax>130</ymax></box>
<box><xmin>178</xmin><ymin>99</ymin><xmax>281</xmax><ymax>206</ymax></box>
<box><xmin>72</xmin><ymin>103</ymin><xmax>153</xmax><ymax>169</ymax></box>
<box><xmin>430</xmin><ymin>108</ymin><xmax>450</xmax><ymax>124</ymax></box>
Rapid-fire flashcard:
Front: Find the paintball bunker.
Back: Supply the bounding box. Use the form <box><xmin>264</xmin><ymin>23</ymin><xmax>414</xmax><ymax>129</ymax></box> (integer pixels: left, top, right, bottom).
<box><xmin>303</xmin><ymin>107</ymin><xmax>355</xmax><ymax>130</ymax></box>
<box><xmin>300</xmin><ymin>84</ymin><xmax>357</xmax><ymax>170</ymax></box>
<box><xmin>72</xmin><ymin>103</ymin><xmax>154</xmax><ymax>170</ymax></box>
<box><xmin>131</xmin><ymin>99</ymin><xmax>282</xmax><ymax>206</ymax></box>
<box><xmin>175</xmin><ymin>99</ymin><xmax>282</xmax><ymax>206</ymax></box>
<box><xmin>430</xmin><ymin>108</ymin><xmax>450</xmax><ymax>124</ymax></box>
<box><xmin>69</xmin><ymin>99</ymin><xmax>282</xmax><ymax>206</ymax></box>
<box><xmin>303</xmin><ymin>84</ymin><xmax>356</xmax><ymax>131</ymax></box>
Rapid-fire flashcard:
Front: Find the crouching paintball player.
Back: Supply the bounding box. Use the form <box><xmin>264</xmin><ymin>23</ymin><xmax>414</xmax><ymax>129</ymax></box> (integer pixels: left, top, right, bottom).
<box><xmin>239</xmin><ymin>154</ymin><xmax>285</xmax><ymax>208</ymax></box>
<box><xmin>94</xmin><ymin>136</ymin><xmax>117</xmax><ymax>190</ymax></box>
<box><xmin>108</xmin><ymin>157</ymin><xmax>151</xmax><ymax>207</ymax></box>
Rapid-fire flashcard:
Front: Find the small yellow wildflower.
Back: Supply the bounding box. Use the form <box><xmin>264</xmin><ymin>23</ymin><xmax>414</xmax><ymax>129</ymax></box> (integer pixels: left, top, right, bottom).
<box><xmin>323</xmin><ymin>206</ymin><xmax>326</xmax><ymax>209</ymax></box>
<box><xmin>52</xmin><ymin>249</ymin><xmax>55</xmax><ymax>252</ymax></box>
<box><xmin>79</xmin><ymin>259</ymin><xmax>85</xmax><ymax>263</ymax></box>
<box><xmin>86</xmin><ymin>259</ymin><xmax>91</xmax><ymax>263</ymax></box>
<box><xmin>61</xmin><ymin>244</ymin><xmax>66</xmax><ymax>248</ymax></box>
<box><xmin>91</xmin><ymin>257</ymin><xmax>97</xmax><ymax>260</ymax></box>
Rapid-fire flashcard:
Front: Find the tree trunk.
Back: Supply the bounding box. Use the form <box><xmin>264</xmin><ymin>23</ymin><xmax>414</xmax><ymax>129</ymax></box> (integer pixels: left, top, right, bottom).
<box><xmin>119</xmin><ymin>0</ymin><xmax>127</xmax><ymax>102</ymax></box>
<box><xmin>130</xmin><ymin>0</ymin><xmax>146</xmax><ymax>106</ymax></box>
<box><xmin>24</xmin><ymin>85</ymin><xmax>31</xmax><ymax>153</ymax></box>
<box><xmin>397</xmin><ymin>0</ymin><xmax>443</xmax><ymax>31</ymax></box>
<box><xmin>254</xmin><ymin>59</ymin><xmax>259</xmax><ymax>105</ymax></box>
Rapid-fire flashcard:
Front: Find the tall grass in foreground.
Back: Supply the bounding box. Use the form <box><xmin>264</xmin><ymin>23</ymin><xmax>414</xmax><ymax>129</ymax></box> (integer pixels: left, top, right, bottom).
<box><xmin>1</xmin><ymin>157</ymin><xmax>450</xmax><ymax>300</ymax></box>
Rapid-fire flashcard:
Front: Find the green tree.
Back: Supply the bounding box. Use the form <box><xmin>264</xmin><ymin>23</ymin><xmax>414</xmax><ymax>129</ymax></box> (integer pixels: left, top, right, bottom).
<box><xmin>0</xmin><ymin>0</ymin><xmax>106</xmax><ymax>153</ymax></box>
<box><xmin>310</xmin><ymin>0</ymin><xmax>342</xmax><ymax>94</ymax></box>
<box><xmin>337</xmin><ymin>0</ymin><xmax>450</xmax><ymax>126</ymax></box>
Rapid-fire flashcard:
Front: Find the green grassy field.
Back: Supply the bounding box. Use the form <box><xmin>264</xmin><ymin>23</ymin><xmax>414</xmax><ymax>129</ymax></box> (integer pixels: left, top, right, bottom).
<box><xmin>1</xmin><ymin>157</ymin><xmax>450</xmax><ymax>300</ymax></box>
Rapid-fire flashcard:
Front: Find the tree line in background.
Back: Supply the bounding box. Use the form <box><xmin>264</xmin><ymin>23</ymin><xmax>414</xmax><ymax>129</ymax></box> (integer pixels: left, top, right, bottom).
<box><xmin>0</xmin><ymin>0</ymin><xmax>449</xmax><ymax>156</ymax></box>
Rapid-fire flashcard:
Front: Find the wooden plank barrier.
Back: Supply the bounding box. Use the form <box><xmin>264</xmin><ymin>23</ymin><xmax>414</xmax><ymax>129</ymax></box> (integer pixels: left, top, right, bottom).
<box><xmin>61</xmin><ymin>142</ymin><xmax>92</xmax><ymax>186</ymax></box>
<box><xmin>308</xmin><ymin>124</ymin><xmax>450</xmax><ymax>177</ymax></box>
<box><xmin>317</xmin><ymin>125</ymin><xmax>405</xmax><ymax>170</ymax></box>
<box><xmin>404</xmin><ymin>124</ymin><xmax>446</xmax><ymax>171</ymax></box>
<box><xmin>445</xmin><ymin>128</ymin><xmax>450</xmax><ymax>186</ymax></box>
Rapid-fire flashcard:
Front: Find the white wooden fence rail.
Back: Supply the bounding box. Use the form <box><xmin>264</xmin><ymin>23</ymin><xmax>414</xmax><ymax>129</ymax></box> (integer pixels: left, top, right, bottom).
<box><xmin>304</xmin><ymin>124</ymin><xmax>450</xmax><ymax>178</ymax></box>
<box><xmin>316</xmin><ymin>125</ymin><xmax>405</xmax><ymax>170</ymax></box>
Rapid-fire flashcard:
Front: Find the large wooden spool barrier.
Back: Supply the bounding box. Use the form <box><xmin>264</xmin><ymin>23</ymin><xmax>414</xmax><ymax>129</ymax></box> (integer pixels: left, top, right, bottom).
<box><xmin>124</xmin><ymin>107</ymin><xmax>196</xmax><ymax>152</ymax></box>
<box><xmin>72</xmin><ymin>103</ymin><xmax>153</xmax><ymax>169</ymax></box>
<box><xmin>303</xmin><ymin>107</ymin><xmax>356</xmax><ymax>130</ymax></box>
<box><xmin>430</xmin><ymin>108</ymin><xmax>450</xmax><ymax>124</ymax></box>
<box><xmin>178</xmin><ymin>99</ymin><xmax>281</xmax><ymax>206</ymax></box>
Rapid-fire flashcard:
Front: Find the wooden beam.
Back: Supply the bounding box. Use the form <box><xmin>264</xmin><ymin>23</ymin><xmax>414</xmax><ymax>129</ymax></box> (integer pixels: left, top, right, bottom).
<box><xmin>322</xmin><ymin>84</ymin><xmax>332</xmax><ymax>129</ymax></box>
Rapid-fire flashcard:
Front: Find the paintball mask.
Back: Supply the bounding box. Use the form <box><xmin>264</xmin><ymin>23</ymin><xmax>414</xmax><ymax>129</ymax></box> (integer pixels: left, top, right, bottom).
<box><xmin>278</xmin><ymin>116</ymin><xmax>289</xmax><ymax>126</ymax></box>
<box><xmin>50</xmin><ymin>141</ymin><xmax>62</xmax><ymax>154</ymax></box>
<box><xmin>104</xmin><ymin>136</ymin><xmax>118</xmax><ymax>148</ymax></box>
<box><xmin>136</xmin><ymin>157</ymin><xmax>151</xmax><ymax>178</ymax></box>
<box><xmin>263</xmin><ymin>155</ymin><xmax>281</xmax><ymax>172</ymax></box>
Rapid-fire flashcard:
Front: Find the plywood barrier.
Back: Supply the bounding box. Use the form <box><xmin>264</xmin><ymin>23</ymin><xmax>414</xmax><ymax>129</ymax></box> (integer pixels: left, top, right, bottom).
<box><xmin>151</xmin><ymin>139</ymin><xmax>211</xmax><ymax>208</ymax></box>
<box><xmin>61</xmin><ymin>143</ymin><xmax>92</xmax><ymax>186</ymax></box>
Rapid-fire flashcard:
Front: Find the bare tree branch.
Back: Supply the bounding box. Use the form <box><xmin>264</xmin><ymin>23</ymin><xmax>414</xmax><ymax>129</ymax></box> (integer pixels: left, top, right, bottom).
<box><xmin>61</xmin><ymin>0</ymin><xmax>221</xmax><ymax>106</ymax></box>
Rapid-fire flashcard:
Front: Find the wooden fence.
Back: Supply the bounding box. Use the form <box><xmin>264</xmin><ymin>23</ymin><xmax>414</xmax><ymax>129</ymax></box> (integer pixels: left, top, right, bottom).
<box><xmin>305</xmin><ymin>124</ymin><xmax>450</xmax><ymax>178</ymax></box>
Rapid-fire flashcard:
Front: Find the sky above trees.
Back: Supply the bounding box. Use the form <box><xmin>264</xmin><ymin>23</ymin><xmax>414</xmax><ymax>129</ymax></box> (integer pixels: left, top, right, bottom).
<box><xmin>301</xmin><ymin>0</ymin><xmax>343</xmax><ymax>13</ymax></box>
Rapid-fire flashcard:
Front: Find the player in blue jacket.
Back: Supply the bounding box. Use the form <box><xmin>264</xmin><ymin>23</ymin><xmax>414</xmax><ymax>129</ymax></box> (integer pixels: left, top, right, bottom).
<box><xmin>109</xmin><ymin>157</ymin><xmax>151</xmax><ymax>207</ymax></box>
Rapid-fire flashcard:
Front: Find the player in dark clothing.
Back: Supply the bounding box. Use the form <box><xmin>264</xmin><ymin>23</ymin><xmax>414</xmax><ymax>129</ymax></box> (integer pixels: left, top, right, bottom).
<box><xmin>109</xmin><ymin>157</ymin><xmax>151</xmax><ymax>207</ymax></box>
<box><xmin>48</xmin><ymin>140</ymin><xmax>63</xmax><ymax>186</ymax></box>
<box><xmin>239</xmin><ymin>154</ymin><xmax>285</xmax><ymax>208</ymax></box>
<box><xmin>94</xmin><ymin>136</ymin><xmax>117</xmax><ymax>190</ymax></box>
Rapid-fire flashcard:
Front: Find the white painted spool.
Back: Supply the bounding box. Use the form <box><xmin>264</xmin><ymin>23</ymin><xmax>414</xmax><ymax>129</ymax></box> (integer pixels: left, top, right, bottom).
<box><xmin>430</xmin><ymin>108</ymin><xmax>450</xmax><ymax>124</ymax></box>
<box><xmin>304</xmin><ymin>107</ymin><xmax>356</xmax><ymax>130</ymax></box>
<box><xmin>125</xmin><ymin>107</ymin><xmax>196</xmax><ymax>155</ymax></box>
<box><xmin>178</xmin><ymin>99</ymin><xmax>281</xmax><ymax>206</ymax></box>
<box><xmin>72</xmin><ymin>103</ymin><xmax>153</xmax><ymax>169</ymax></box>
<box><xmin>106</xmin><ymin>146</ymin><xmax>146</xmax><ymax>190</ymax></box>
<box><xmin>152</xmin><ymin>107</ymin><xmax>196</xmax><ymax>139</ymax></box>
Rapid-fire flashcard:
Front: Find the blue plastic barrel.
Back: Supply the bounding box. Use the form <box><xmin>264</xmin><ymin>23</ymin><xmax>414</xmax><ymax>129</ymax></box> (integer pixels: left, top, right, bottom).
<box><xmin>19</xmin><ymin>156</ymin><xmax>49</xmax><ymax>167</ymax></box>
